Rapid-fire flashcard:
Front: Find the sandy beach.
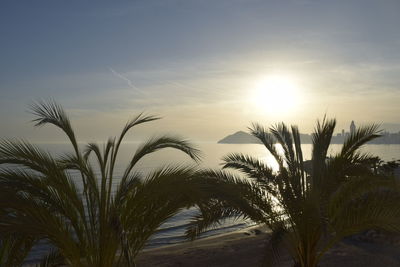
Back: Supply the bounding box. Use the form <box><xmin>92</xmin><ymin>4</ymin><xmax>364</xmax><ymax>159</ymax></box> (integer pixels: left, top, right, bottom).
<box><xmin>137</xmin><ymin>226</ymin><xmax>400</xmax><ymax>267</ymax></box>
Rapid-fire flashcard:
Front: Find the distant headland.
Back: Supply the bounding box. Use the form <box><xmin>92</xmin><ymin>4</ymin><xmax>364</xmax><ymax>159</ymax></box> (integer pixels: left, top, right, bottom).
<box><xmin>218</xmin><ymin>121</ymin><xmax>400</xmax><ymax>144</ymax></box>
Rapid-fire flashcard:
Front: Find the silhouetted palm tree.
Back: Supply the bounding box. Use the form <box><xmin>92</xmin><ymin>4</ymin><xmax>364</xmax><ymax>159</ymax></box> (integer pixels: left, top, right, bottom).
<box><xmin>0</xmin><ymin>235</ymin><xmax>34</xmax><ymax>266</ymax></box>
<box><xmin>0</xmin><ymin>101</ymin><xmax>204</xmax><ymax>266</ymax></box>
<box><xmin>189</xmin><ymin>118</ymin><xmax>400</xmax><ymax>267</ymax></box>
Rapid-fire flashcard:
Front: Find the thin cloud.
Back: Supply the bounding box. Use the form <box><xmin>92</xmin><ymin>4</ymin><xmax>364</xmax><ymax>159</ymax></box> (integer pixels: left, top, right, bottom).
<box><xmin>108</xmin><ymin>67</ymin><xmax>144</xmax><ymax>95</ymax></box>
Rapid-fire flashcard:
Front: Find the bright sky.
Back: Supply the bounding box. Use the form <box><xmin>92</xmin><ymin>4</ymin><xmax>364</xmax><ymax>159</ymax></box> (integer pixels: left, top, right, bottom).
<box><xmin>1</xmin><ymin>0</ymin><xmax>400</xmax><ymax>142</ymax></box>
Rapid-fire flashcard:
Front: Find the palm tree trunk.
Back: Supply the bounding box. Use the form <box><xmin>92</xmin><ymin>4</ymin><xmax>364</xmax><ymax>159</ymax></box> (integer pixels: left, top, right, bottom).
<box><xmin>294</xmin><ymin>243</ymin><xmax>319</xmax><ymax>267</ymax></box>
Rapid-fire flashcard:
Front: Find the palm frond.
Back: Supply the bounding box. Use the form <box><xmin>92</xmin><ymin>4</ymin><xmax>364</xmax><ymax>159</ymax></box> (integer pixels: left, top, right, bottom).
<box><xmin>118</xmin><ymin>113</ymin><xmax>160</xmax><ymax>145</ymax></box>
<box><xmin>118</xmin><ymin>165</ymin><xmax>201</xmax><ymax>255</ymax></box>
<box><xmin>0</xmin><ymin>190</ymin><xmax>82</xmax><ymax>265</ymax></box>
<box><xmin>291</xmin><ymin>125</ymin><xmax>306</xmax><ymax>194</ymax></box>
<box><xmin>0</xmin><ymin>101</ymin><xmax>206</xmax><ymax>266</ymax></box>
<box><xmin>198</xmin><ymin>170</ymin><xmax>278</xmax><ymax>225</ymax></box>
<box><xmin>311</xmin><ymin>117</ymin><xmax>336</xmax><ymax>188</ymax></box>
<box><xmin>270</xmin><ymin>123</ymin><xmax>296</xmax><ymax>172</ymax></box>
<box><xmin>113</xmin><ymin>171</ymin><xmax>143</xmax><ymax>205</ymax></box>
<box><xmin>30</xmin><ymin>100</ymin><xmax>79</xmax><ymax>153</ymax></box>
<box><xmin>111</xmin><ymin>113</ymin><xmax>160</xmax><ymax>165</ymax></box>
<box><xmin>249</xmin><ymin>123</ymin><xmax>284</xmax><ymax>167</ymax></box>
<box><xmin>0</xmin><ymin>234</ymin><xmax>35</xmax><ymax>267</ymax></box>
<box><xmin>58</xmin><ymin>152</ymin><xmax>100</xmax><ymax>201</ymax></box>
<box><xmin>340</xmin><ymin>124</ymin><xmax>381</xmax><ymax>159</ymax></box>
<box><xmin>84</xmin><ymin>143</ymin><xmax>104</xmax><ymax>172</ymax></box>
<box><xmin>121</xmin><ymin>135</ymin><xmax>202</xmax><ymax>181</ymax></box>
<box><xmin>37</xmin><ymin>249</ymin><xmax>65</xmax><ymax>267</ymax></box>
<box><xmin>185</xmin><ymin>201</ymin><xmax>244</xmax><ymax>240</ymax></box>
<box><xmin>0</xmin><ymin>140</ymin><xmax>59</xmax><ymax>175</ymax></box>
<box><xmin>329</xmin><ymin>175</ymin><xmax>399</xmax><ymax>223</ymax></box>
<box><xmin>222</xmin><ymin>153</ymin><xmax>276</xmax><ymax>183</ymax></box>
<box><xmin>219</xmin><ymin>117</ymin><xmax>399</xmax><ymax>267</ymax></box>
<box><xmin>330</xmin><ymin>188</ymin><xmax>400</xmax><ymax>238</ymax></box>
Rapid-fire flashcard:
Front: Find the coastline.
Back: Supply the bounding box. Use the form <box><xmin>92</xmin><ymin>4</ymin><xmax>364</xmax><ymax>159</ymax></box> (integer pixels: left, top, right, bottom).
<box><xmin>137</xmin><ymin>225</ymin><xmax>400</xmax><ymax>267</ymax></box>
<box><xmin>137</xmin><ymin>224</ymin><xmax>270</xmax><ymax>267</ymax></box>
<box><xmin>142</xmin><ymin>224</ymin><xmax>268</xmax><ymax>253</ymax></box>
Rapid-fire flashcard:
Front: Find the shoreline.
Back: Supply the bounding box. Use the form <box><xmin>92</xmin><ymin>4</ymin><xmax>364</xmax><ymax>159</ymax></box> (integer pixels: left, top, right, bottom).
<box><xmin>22</xmin><ymin>222</ymin><xmax>400</xmax><ymax>266</ymax></box>
<box><xmin>141</xmin><ymin>224</ymin><xmax>268</xmax><ymax>253</ymax></box>
<box><xmin>137</xmin><ymin>226</ymin><xmax>400</xmax><ymax>267</ymax></box>
<box><xmin>137</xmin><ymin>224</ymin><xmax>270</xmax><ymax>267</ymax></box>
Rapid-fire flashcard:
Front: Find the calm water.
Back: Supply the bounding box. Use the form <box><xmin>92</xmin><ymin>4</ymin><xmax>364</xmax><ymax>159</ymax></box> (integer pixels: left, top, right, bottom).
<box><xmin>39</xmin><ymin>142</ymin><xmax>400</xmax><ymax>172</ymax></box>
<box><xmin>25</xmin><ymin>142</ymin><xmax>400</xmax><ymax>262</ymax></box>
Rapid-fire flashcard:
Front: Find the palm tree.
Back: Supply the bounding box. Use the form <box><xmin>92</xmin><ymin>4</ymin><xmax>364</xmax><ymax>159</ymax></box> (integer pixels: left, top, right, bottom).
<box><xmin>0</xmin><ymin>235</ymin><xmax>34</xmax><ymax>266</ymax></box>
<box><xmin>0</xmin><ymin>101</ymin><xmax>205</xmax><ymax>266</ymax></box>
<box><xmin>188</xmin><ymin>118</ymin><xmax>400</xmax><ymax>267</ymax></box>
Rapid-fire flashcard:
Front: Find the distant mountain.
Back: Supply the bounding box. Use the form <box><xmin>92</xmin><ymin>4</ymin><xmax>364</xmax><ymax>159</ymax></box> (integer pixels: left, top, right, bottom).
<box><xmin>218</xmin><ymin>131</ymin><xmax>312</xmax><ymax>144</ymax></box>
<box><xmin>218</xmin><ymin>131</ymin><xmax>261</xmax><ymax>144</ymax></box>
<box><xmin>218</xmin><ymin>130</ymin><xmax>400</xmax><ymax>144</ymax></box>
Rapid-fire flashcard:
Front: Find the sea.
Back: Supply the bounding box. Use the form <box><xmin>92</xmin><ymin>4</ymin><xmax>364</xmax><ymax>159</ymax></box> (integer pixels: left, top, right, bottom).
<box><xmin>23</xmin><ymin>142</ymin><xmax>400</xmax><ymax>263</ymax></box>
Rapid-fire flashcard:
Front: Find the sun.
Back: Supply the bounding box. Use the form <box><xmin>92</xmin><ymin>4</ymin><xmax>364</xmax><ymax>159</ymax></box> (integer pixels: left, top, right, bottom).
<box><xmin>250</xmin><ymin>74</ymin><xmax>301</xmax><ymax>115</ymax></box>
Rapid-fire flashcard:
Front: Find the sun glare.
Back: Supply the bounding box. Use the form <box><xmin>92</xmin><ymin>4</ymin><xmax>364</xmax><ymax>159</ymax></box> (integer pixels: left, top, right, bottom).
<box><xmin>250</xmin><ymin>75</ymin><xmax>301</xmax><ymax>115</ymax></box>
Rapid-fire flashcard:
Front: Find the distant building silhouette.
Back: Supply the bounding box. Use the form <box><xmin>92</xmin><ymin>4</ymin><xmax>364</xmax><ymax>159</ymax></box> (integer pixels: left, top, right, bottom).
<box><xmin>350</xmin><ymin>121</ymin><xmax>356</xmax><ymax>135</ymax></box>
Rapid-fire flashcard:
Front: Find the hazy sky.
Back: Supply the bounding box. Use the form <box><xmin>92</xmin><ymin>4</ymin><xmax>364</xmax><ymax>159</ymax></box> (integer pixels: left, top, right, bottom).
<box><xmin>1</xmin><ymin>0</ymin><xmax>400</xmax><ymax>142</ymax></box>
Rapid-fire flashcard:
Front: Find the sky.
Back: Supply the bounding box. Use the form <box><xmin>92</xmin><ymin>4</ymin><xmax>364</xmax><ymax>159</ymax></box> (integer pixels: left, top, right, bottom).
<box><xmin>1</xmin><ymin>0</ymin><xmax>400</xmax><ymax>142</ymax></box>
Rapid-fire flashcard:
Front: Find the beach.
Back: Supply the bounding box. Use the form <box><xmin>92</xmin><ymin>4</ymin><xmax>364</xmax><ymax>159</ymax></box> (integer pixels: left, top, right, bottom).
<box><xmin>137</xmin><ymin>226</ymin><xmax>400</xmax><ymax>267</ymax></box>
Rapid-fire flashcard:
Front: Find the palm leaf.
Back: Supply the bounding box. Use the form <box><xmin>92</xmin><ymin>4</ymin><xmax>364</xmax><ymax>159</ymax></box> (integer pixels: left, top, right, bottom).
<box><xmin>340</xmin><ymin>124</ymin><xmax>381</xmax><ymax>159</ymax></box>
<box><xmin>0</xmin><ymin>101</ymin><xmax>205</xmax><ymax>266</ymax></box>
<box><xmin>121</xmin><ymin>135</ymin><xmax>201</xmax><ymax>181</ymax></box>
<box><xmin>219</xmin><ymin>117</ymin><xmax>400</xmax><ymax>267</ymax></box>
<box><xmin>222</xmin><ymin>153</ymin><xmax>276</xmax><ymax>183</ymax></box>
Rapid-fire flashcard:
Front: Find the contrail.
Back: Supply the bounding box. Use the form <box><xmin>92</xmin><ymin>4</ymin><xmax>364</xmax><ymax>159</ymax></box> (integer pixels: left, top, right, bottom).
<box><xmin>108</xmin><ymin>67</ymin><xmax>143</xmax><ymax>94</ymax></box>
